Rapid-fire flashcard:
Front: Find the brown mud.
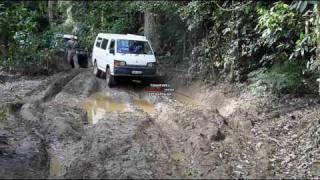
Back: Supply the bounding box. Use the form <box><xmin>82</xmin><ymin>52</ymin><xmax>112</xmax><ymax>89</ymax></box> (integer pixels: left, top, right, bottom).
<box><xmin>0</xmin><ymin>68</ymin><xmax>319</xmax><ymax>178</ymax></box>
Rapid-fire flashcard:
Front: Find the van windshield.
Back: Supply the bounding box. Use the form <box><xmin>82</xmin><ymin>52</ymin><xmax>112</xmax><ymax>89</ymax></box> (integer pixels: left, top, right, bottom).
<box><xmin>116</xmin><ymin>39</ymin><xmax>153</xmax><ymax>55</ymax></box>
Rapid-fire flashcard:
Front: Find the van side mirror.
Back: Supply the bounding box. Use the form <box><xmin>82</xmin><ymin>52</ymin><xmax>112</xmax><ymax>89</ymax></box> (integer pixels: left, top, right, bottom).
<box><xmin>110</xmin><ymin>48</ymin><xmax>115</xmax><ymax>54</ymax></box>
<box><xmin>154</xmin><ymin>52</ymin><xmax>157</xmax><ymax>56</ymax></box>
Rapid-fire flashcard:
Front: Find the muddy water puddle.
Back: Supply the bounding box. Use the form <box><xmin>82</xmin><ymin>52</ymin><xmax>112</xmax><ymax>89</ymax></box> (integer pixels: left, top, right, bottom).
<box><xmin>132</xmin><ymin>99</ymin><xmax>156</xmax><ymax>113</ymax></box>
<box><xmin>81</xmin><ymin>92</ymin><xmax>155</xmax><ymax>124</ymax></box>
<box><xmin>81</xmin><ymin>92</ymin><xmax>129</xmax><ymax>124</ymax></box>
<box><xmin>80</xmin><ymin>89</ymin><xmax>198</xmax><ymax>125</ymax></box>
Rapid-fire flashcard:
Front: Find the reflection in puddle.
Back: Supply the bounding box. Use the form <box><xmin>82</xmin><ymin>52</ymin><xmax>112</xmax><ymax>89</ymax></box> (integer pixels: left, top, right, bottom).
<box><xmin>81</xmin><ymin>92</ymin><xmax>156</xmax><ymax>124</ymax></box>
<box><xmin>50</xmin><ymin>157</ymin><xmax>62</xmax><ymax>177</ymax></box>
<box><xmin>174</xmin><ymin>92</ymin><xmax>199</xmax><ymax>105</ymax></box>
<box><xmin>81</xmin><ymin>92</ymin><xmax>128</xmax><ymax>124</ymax></box>
<box><xmin>133</xmin><ymin>99</ymin><xmax>155</xmax><ymax>113</ymax></box>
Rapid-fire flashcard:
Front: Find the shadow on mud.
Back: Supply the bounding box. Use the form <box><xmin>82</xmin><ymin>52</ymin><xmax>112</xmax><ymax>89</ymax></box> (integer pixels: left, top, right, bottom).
<box><xmin>113</xmin><ymin>76</ymin><xmax>165</xmax><ymax>92</ymax></box>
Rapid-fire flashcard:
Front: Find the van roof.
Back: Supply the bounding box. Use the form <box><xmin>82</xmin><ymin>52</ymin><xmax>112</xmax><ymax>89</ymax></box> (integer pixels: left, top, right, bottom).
<box><xmin>97</xmin><ymin>33</ymin><xmax>148</xmax><ymax>41</ymax></box>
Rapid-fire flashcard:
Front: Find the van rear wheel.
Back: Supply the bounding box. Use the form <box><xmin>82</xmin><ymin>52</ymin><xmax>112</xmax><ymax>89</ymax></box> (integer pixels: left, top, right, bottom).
<box><xmin>106</xmin><ymin>67</ymin><xmax>115</xmax><ymax>87</ymax></box>
<box><xmin>93</xmin><ymin>61</ymin><xmax>101</xmax><ymax>77</ymax></box>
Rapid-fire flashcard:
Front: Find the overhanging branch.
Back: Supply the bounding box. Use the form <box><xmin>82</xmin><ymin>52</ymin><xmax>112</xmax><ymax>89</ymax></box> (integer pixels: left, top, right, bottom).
<box><xmin>213</xmin><ymin>1</ymin><xmax>253</xmax><ymax>12</ymax></box>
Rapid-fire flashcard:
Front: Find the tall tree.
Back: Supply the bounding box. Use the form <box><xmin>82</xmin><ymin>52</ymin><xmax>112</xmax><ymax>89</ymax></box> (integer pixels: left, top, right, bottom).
<box><xmin>317</xmin><ymin>4</ymin><xmax>320</xmax><ymax>64</ymax></box>
<box><xmin>48</xmin><ymin>0</ymin><xmax>54</xmax><ymax>24</ymax></box>
<box><xmin>144</xmin><ymin>10</ymin><xmax>160</xmax><ymax>53</ymax></box>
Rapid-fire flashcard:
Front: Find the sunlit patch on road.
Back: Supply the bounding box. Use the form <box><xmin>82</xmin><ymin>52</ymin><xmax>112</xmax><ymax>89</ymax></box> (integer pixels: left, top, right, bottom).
<box><xmin>174</xmin><ymin>91</ymin><xmax>199</xmax><ymax>106</ymax></box>
<box><xmin>81</xmin><ymin>92</ymin><xmax>129</xmax><ymax>124</ymax></box>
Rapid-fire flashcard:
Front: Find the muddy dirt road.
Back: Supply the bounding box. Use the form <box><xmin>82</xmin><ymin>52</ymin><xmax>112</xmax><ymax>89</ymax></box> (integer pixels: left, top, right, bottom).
<box><xmin>0</xmin><ymin>68</ymin><xmax>319</xmax><ymax>179</ymax></box>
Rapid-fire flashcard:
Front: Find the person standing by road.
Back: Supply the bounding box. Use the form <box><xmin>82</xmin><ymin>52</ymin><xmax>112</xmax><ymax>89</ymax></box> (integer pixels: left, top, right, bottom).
<box><xmin>67</xmin><ymin>36</ymin><xmax>80</xmax><ymax>68</ymax></box>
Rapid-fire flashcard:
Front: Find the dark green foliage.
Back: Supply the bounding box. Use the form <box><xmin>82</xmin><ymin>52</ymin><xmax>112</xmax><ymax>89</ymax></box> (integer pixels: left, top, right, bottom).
<box><xmin>182</xmin><ymin>0</ymin><xmax>319</xmax><ymax>94</ymax></box>
<box><xmin>0</xmin><ymin>2</ymin><xmax>52</xmax><ymax>71</ymax></box>
<box><xmin>248</xmin><ymin>60</ymin><xmax>305</xmax><ymax>94</ymax></box>
<box><xmin>0</xmin><ymin>0</ymin><xmax>319</xmax><ymax>94</ymax></box>
<box><xmin>69</xmin><ymin>1</ymin><xmax>141</xmax><ymax>50</ymax></box>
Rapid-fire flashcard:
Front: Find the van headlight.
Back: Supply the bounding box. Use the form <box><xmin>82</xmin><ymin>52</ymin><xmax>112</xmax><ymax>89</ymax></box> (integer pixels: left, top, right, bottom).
<box><xmin>114</xmin><ymin>60</ymin><xmax>126</xmax><ymax>67</ymax></box>
<box><xmin>147</xmin><ymin>62</ymin><xmax>156</xmax><ymax>68</ymax></box>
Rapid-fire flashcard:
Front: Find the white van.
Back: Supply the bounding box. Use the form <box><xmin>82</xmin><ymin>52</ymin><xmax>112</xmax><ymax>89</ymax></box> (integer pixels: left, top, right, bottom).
<box><xmin>92</xmin><ymin>33</ymin><xmax>157</xmax><ymax>87</ymax></box>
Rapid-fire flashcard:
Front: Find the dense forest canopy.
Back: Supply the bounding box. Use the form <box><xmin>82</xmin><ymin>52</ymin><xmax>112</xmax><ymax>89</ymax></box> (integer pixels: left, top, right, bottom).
<box><xmin>1</xmin><ymin>0</ymin><xmax>320</xmax><ymax>94</ymax></box>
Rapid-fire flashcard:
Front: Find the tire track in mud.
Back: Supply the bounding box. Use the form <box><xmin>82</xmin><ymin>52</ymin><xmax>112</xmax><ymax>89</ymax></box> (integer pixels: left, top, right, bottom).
<box><xmin>41</xmin><ymin>70</ymin><xmax>320</xmax><ymax>178</ymax></box>
<box><xmin>60</xmin><ymin>78</ymin><xmax>175</xmax><ymax>178</ymax></box>
<box><xmin>32</xmin><ymin>69</ymin><xmax>170</xmax><ymax>178</ymax></box>
<box><xmin>36</xmin><ymin>70</ymin><xmax>101</xmax><ymax>178</ymax></box>
<box><xmin>1</xmin><ymin>68</ymin><xmax>266</xmax><ymax>179</ymax></box>
<box><xmin>64</xmin><ymin>74</ymin><xmax>234</xmax><ymax>178</ymax></box>
<box><xmin>92</xmin><ymin>81</ymin><xmax>238</xmax><ymax>178</ymax></box>
<box><xmin>34</xmin><ymin>70</ymin><xmax>205</xmax><ymax>178</ymax></box>
<box><xmin>0</xmin><ymin>69</ymin><xmax>97</xmax><ymax>179</ymax></box>
<box><xmin>27</xmin><ymin>70</ymin><xmax>82</xmax><ymax>104</ymax></box>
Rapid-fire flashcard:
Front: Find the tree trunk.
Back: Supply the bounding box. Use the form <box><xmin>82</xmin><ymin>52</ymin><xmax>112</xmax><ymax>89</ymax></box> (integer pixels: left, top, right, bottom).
<box><xmin>144</xmin><ymin>10</ymin><xmax>161</xmax><ymax>54</ymax></box>
<box><xmin>48</xmin><ymin>0</ymin><xmax>54</xmax><ymax>24</ymax></box>
<box><xmin>84</xmin><ymin>1</ymin><xmax>88</xmax><ymax>13</ymax></box>
<box><xmin>316</xmin><ymin>4</ymin><xmax>320</xmax><ymax>66</ymax></box>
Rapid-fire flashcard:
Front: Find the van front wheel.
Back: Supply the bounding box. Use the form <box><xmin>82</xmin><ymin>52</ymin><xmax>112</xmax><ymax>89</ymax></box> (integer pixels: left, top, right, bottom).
<box><xmin>106</xmin><ymin>67</ymin><xmax>115</xmax><ymax>87</ymax></box>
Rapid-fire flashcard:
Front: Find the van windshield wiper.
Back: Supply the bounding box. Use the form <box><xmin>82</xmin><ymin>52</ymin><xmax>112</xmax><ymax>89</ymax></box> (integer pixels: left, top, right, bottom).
<box><xmin>118</xmin><ymin>51</ymin><xmax>127</xmax><ymax>55</ymax></box>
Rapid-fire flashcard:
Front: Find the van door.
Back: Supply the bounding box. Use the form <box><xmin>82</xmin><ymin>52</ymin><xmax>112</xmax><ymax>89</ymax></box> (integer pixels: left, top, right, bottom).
<box><xmin>100</xmin><ymin>38</ymin><xmax>109</xmax><ymax>72</ymax></box>
<box><xmin>107</xmin><ymin>39</ymin><xmax>115</xmax><ymax>73</ymax></box>
<box><xmin>94</xmin><ymin>37</ymin><xmax>103</xmax><ymax>69</ymax></box>
<box><xmin>91</xmin><ymin>38</ymin><xmax>96</xmax><ymax>65</ymax></box>
<box><xmin>92</xmin><ymin>37</ymin><xmax>99</xmax><ymax>65</ymax></box>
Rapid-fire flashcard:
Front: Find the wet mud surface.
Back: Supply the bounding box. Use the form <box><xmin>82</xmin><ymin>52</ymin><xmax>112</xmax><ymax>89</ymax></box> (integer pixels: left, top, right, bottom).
<box><xmin>0</xmin><ymin>68</ymin><xmax>319</xmax><ymax>178</ymax></box>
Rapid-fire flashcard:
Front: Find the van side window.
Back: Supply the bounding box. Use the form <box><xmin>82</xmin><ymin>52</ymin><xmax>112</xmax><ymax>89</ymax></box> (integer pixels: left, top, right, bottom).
<box><xmin>101</xmin><ymin>39</ymin><xmax>108</xmax><ymax>50</ymax></box>
<box><xmin>96</xmin><ymin>37</ymin><xmax>102</xmax><ymax>47</ymax></box>
<box><xmin>109</xmin><ymin>40</ymin><xmax>115</xmax><ymax>52</ymax></box>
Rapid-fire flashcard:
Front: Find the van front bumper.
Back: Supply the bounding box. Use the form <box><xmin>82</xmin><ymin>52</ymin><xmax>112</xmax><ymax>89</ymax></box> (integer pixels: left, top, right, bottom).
<box><xmin>113</xmin><ymin>65</ymin><xmax>157</xmax><ymax>77</ymax></box>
